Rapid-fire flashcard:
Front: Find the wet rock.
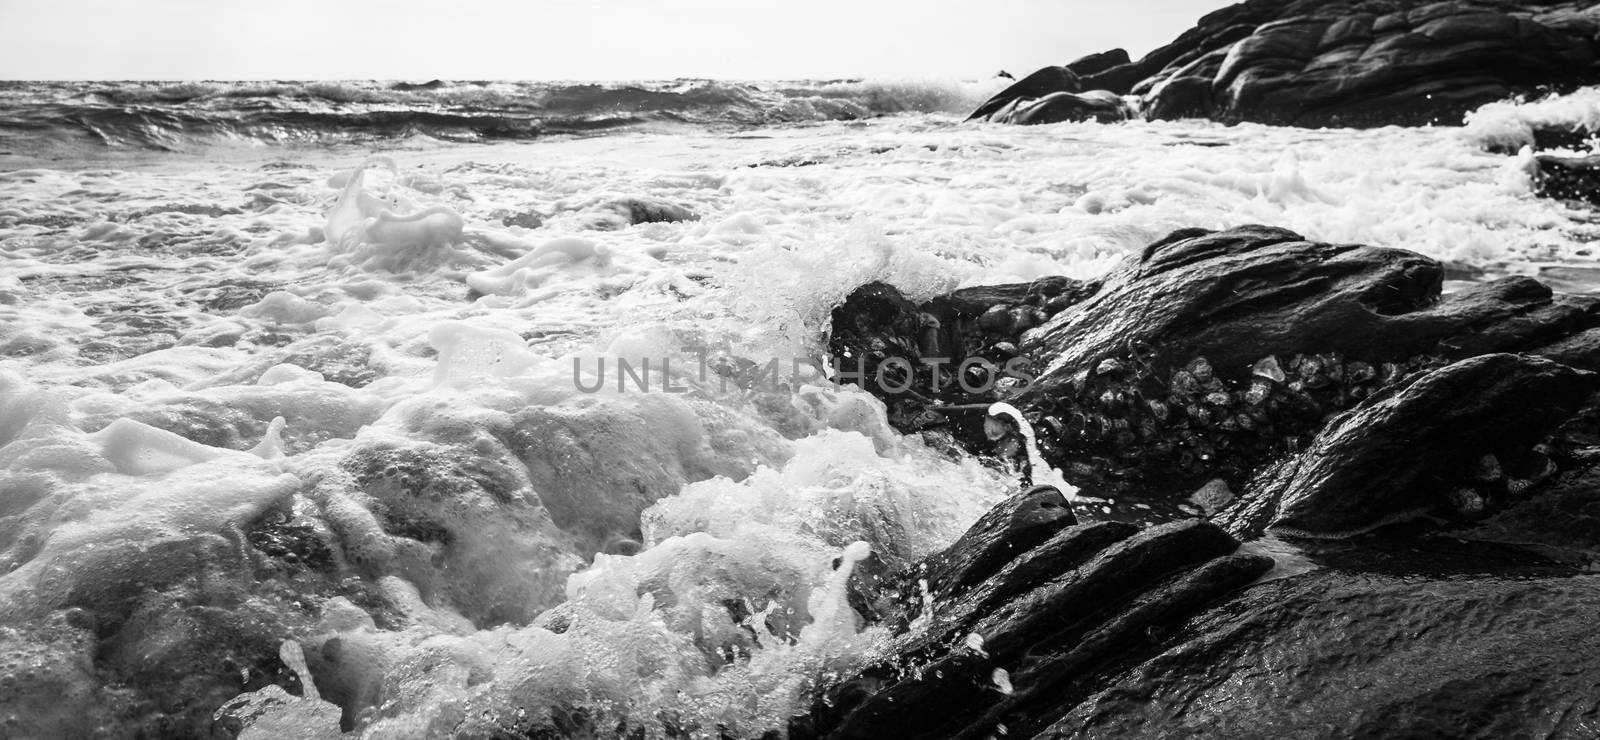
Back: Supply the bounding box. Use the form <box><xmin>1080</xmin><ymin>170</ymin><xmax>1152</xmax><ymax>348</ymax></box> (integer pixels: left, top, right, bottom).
<box><xmin>98</xmin><ymin>598</ymin><xmax>307</xmax><ymax>738</ymax></box>
<box><xmin>1142</xmin><ymin>75</ymin><xmax>1214</xmax><ymax>120</ymax></box>
<box><xmin>993</xmin><ymin>90</ymin><xmax>1133</xmax><ymax>125</ymax></box>
<box><xmin>917</xmin><ymin>485</ymin><xmax>1077</xmax><ymax>600</ymax></box>
<box><xmin>1064</xmin><ymin>49</ymin><xmax>1131</xmax><ymax>77</ymax></box>
<box><xmin>336</xmin><ymin>438</ymin><xmax>573</xmax><ymax>626</ymax></box>
<box><xmin>1005</xmin><ymin>225</ymin><xmax>1600</xmax><ymax>505</ymax></box>
<box><xmin>857</xmin><ymin>485</ymin><xmax>1079</xmax><ymax>625</ymax></box>
<box><xmin>1041</xmin><ymin>562</ymin><xmax>1600</xmax><ymax>739</ymax></box>
<box><xmin>1528</xmin><ymin>123</ymin><xmax>1600</xmax><ymax>152</ymax></box>
<box><xmin>1459</xmin><ymin>463</ymin><xmax>1600</xmax><ymax>556</ymax></box>
<box><xmin>828</xmin><ymin>276</ymin><xmax>1095</xmax><ymax>451</ymax></box>
<box><xmin>0</xmin><ymin>613</ymin><xmax>120</xmax><ymax>739</ymax></box>
<box><xmin>833</xmin><ymin>225</ymin><xmax>1600</xmax><ymax>529</ymax></box>
<box><xmin>793</xmin><ymin>518</ymin><xmax>1268</xmax><ymax>740</ymax></box>
<box><xmin>966</xmin><ymin>66</ymin><xmax>1083</xmax><ymax>122</ymax></box>
<box><xmin>980</xmin><ymin>0</ymin><xmax>1600</xmax><ymax>127</ymax></box>
<box><xmin>1218</xmin><ymin>353</ymin><xmax>1598</xmax><ymax>538</ymax></box>
<box><xmin>1019</xmin><ymin>225</ymin><xmax>1596</xmax><ymax>387</ymax></box>
<box><xmin>1533</xmin><ymin>152</ymin><xmax>1600</xmax><ymax>206</ymax></box>
<box><xmin>597</xmin><ymin>197</ymin><xmax>698</xmax><ymax>226</ymax></box>
<box><xmin>499</xmin><ymin>210</ymin><xmax>545</xmax><ymax>229</ymax></box>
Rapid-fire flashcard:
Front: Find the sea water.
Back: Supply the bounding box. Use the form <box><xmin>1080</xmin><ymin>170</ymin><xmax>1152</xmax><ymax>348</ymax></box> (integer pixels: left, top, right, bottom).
<box><xmin>0</xmin><ymin>79</ymin><xmax>1596</xmax><ymax>738</ymax></box>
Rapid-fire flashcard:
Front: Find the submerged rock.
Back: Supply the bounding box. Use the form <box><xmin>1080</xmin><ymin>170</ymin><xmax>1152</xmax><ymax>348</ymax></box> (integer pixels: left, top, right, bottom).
<box><xmin>1533</xmin><ymin>152</ymin><xmax>1600</xmax><ymax>206</ymax></box>
<box><xmin>594</xmin><ymin>197</ymin><xmax>699</xmax><ymax>227</ymax></box>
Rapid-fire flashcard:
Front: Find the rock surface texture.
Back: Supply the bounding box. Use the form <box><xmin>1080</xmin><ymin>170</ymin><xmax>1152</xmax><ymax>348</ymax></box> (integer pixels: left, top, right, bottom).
<box><xmin>833</xmin><ymin>224</ymin><xmax>1600</xmax><ymax>533</ymax></box>
<box><xmin>816</xmin><ymin>224</ymin><xmax>1600</xmax><ymax>739</ymax></box>
<box><xmin>970</xmin><ymin>0</ymin><xmax>1600</xmax><ymax>127</ymax></box>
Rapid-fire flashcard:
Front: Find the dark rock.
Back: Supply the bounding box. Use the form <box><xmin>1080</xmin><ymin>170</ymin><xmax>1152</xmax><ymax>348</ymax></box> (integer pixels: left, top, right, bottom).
<box><xmin>1039</xmin><ymin>564</ymin><xmax>1600</xmax><ymax>739</ymax></box>
<box><xmin>827</xmin><ymin>276</ymin><xmax>1095</xmax><ymax>451</ymax></box>
<box><xmin>793</xmin><ymin>519</ymin><xmax>1267</xmax><ymax>740</ymax></box>
<box><xmin>969</xmin><ymin>519</ymin><xmax>1242</xmax><ymax>659</ymax></box>
<box><xmin>908</xmin><ymin>485</ymin><xmax>1077</xmax><ymax>608</ymax></box>
<box><xmin>965</xmin><ymin>66</ymin><xmax>1083</xmax><ymax>122</ymax></box>
<box><xmin>849</xmin><ymin>485</ymin><xmax>1078</xmax><ymax>627</ymax></box>
<box><xmin>957</xmin><ymin>552</ymin><xmax>1275</xmax><ymax>740</ymax></box>
<box><xmin>1018</xmin><ymin>225</ymin><xmax>1595</xmax><ymax>383</ymax></box>
<box><xmin>1529</xmin><ymin>123</ymin><xmax>1600</xmax><ymax>152</ymax></box>
<box><xmin>833</xmin><ymin>225</ymin><xmax>1600</xmax><ymax>526</ymax></box>
<box><xmin>500</xmin><ymin>210</ymin><xmax>545</xmax><ymax>229</ymax></box>
<box><xmin>933</xmin><ymin>520</ymin><xmax>1143</xmax><ymax>636</ymax></box>
<box><xmin>815</xmin><ymin>222</ymin><xmax>1600</xmax><ymax>737</ymax></box>
<box><xmin>1001</xmin><ymin>90</ymin><xmax>1132</xmax><ymax>125</ymax></box>
<box><xmin>1533</xmin><ymin>153</ymin><xmax>1600</xmax><ymax>206</ymax></box>
<box><xmin>1006</xmin><ymin>225</ymin><xmax>1600</xmax><ymax>507</ymax></box>
<box><xmin>598</xmin><ymin>197</ymin><xmax>698</xmax><ymax>225</ymax></box>
<box><xmin>1460</xmin><ymin>463</ymin><xmax>1600</xmax><ymax>556</ymax></box>
<box><xmin>979</xmin><ymin>0</ymin><xmax>1600</xmax><ymax>127</ymax></box>
<box><xmin>1065</xmin><ymin>49</ymin><xmax>1131</xmax><ymax>77</ymax></box>
<box><xmin>798</xmin><ymin>488</ymin><xmax>1600</xmax><ymax>740</ymax></box>
<box><xmin>391</xmin><ymin>79</ymin><xmax>446</xmax><ymax>91</ymax></box>
<box><xmin>1217</xmin><ymin>353</ymin><xmax>1597</xmax><ymax>537</ymax></box>
<box><xmin>1532</xmin><ymin>326</ymin><xmax>1600</xmax><ymax>369</ymax></box>
<box><xmin>1142</xmin><ymin>75</ymin><xmax>1214</xmax><ymax>120</ymax></box>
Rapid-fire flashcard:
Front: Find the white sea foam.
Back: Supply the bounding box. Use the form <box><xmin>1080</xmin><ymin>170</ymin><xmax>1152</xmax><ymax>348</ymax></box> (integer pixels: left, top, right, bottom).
<box><xmin>0</xmin><ymin>91</ymin><xmax>1597</xmax><ymax>737</ymax></box>
<box><xmin>1463</xmin><ymin>86</ymin><xmax>1600</xmax><ymax>152</ymax></box>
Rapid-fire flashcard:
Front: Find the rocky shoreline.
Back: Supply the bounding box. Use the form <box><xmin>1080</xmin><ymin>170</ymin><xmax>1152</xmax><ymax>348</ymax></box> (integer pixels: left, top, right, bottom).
<box><xmin>818</xmin><ymin>222</ymin><xmax>1600</xmax><ymax>737</ymax></box>
<box><xmin>971</xmin><ymin>0</ymin><xmax>1600</xmax><ymax>130</ymax></box>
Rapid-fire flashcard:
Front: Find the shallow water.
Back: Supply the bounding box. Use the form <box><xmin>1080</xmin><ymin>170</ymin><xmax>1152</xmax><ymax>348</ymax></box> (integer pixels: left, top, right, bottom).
<box><xmin>1</xmin><ymin>88</ymin><xmax>1597</xmax><ymax>737</ymax></box>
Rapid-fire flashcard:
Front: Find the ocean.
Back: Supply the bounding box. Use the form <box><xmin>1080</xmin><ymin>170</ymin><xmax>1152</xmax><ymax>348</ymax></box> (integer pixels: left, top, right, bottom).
<box><xmin>0</xmin><ymin>78</ymin><xmax>1596</xmax><ymax>737</ymax></box>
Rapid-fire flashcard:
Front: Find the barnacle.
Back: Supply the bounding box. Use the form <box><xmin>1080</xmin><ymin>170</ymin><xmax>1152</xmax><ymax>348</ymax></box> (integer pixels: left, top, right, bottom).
<box><xmin>1251</xmin><ymin>355</ymin><xmax>1286</xmax><ymax>383</ymax></box>
<box><xmin>1145</xmin><ymin>398</ymin><xmax>1171</xmax><ymax>422</ymax></box>
<box><xmin>1095</xmin><ymin>357</ymin><xmax>1125</xmax><ymax>376</ymax></box>
<box><xmin>1170</xmin><ymin>370</ymin><xmax>1200</xmax><ymax>395</ymax></box>
<box><xmin>1448</xmin><ymin>488</ymin><xmax>1486</xmax><ymax>517</ymax></box>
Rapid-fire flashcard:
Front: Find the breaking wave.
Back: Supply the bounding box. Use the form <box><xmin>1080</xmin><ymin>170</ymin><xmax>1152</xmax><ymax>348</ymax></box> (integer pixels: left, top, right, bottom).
<box><xmin>0</xmin><ymin>78</ymin><xmax>1007</xmax><ymax>152</ymax></box>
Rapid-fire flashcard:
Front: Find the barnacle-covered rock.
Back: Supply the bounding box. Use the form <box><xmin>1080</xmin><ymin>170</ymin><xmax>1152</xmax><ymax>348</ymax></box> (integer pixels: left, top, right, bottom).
<box><xmin>1005</xmin><ymin>225</ymin><xmax>1600</xmax><ymax>510</ymax></box>
<box><xmin>1218</xmin><ymin>354</ymin><xmax>1597</xmax><ymax>538</ymax></box>
<box><xmin>828</xmin><ymin>276</ymin><xmax>1097</xmax><ymax>454</ymax></box>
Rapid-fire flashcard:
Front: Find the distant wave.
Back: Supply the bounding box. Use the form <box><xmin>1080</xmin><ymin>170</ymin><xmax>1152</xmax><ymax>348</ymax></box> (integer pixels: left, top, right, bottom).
<box><xmin>0</xmin><ymin>78</ymin><xmax>1008</xmax><ymax>152</ymax></box>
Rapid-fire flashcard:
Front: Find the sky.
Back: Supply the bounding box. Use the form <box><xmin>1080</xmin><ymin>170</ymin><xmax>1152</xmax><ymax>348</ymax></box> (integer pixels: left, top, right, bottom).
<box><xmin>0</xmin><ymin>0</ymin><xmax>1224</xmax><ymax>80</ymax></box>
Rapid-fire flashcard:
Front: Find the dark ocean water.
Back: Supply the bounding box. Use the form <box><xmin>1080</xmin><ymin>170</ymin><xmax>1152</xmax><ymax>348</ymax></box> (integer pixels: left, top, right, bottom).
<box><xmin>0</xmin><ymin>78</ymin><xmax>996</xmax><ymax>153</ymax></box>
